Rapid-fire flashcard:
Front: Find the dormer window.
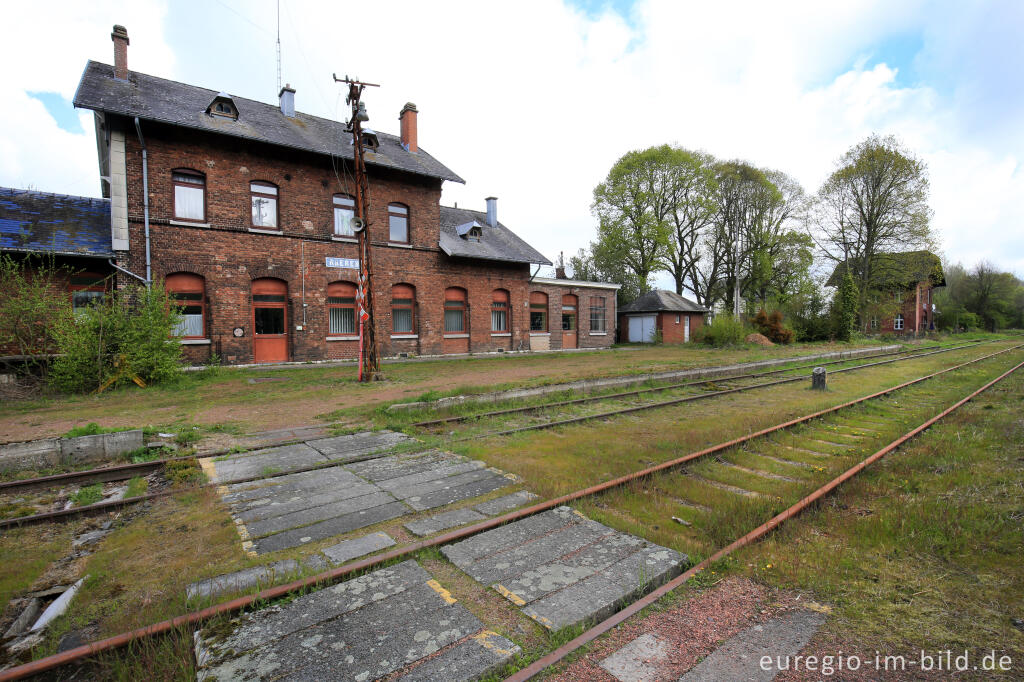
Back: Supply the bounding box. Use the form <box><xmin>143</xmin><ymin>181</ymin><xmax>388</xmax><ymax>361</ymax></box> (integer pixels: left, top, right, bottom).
<box><xmin>206</xmin><ymin>93</ymin><xmax>238</xmax><ymax>120</ymax></box>
<box><xmin>466</xmin><ymin>226</ymin><xmax>482</xmax><ymax>242</ymax></box>
<box><xmin>361</xmin><ymin>129</ymin><xmax>379</xmax><ymax>151</ymax></box>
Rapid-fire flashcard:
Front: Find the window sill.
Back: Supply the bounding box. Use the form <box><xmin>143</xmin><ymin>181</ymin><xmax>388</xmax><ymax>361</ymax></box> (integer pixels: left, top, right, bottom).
<box><xmin>326</xmin><ymin>336</ymin><xmax>359</xmax><ymax>342</ymax></box>
<box><xmin>387</xmin><ymin>242</ymin><xmax>413</xmax><ymax>249</ymax></box>
<box><xmin>170</xmin><ymin>220</ymin><xmax>210</xmax><ymax>228</ymax></box>
<box><xmin>490</xmin><ymin>332</ymin><xmax>511</xmax><ymax>337</ymax></box>
<box><xmin>529</xmin><ymin>332</ymin><xmax>551</xmax><ymax>337</ymax></box>
<box><xmin>248</xmin><ymin>228</ymin><xmax>283</xmax><ymax>235</ymax></box>
<box><xmin>332</xmin><ymin>236</ymin><xmax>358</xmax><ymax>243</ymax></box>
<box><xmin>444</xmin><ymin>333</ymin><xmax>469</xmax><ymax>339</ymax></box>
<box><xmin>391</xmin><ymin>334</ymin><xmax>418</xmax><ymax>340</ymax></box>
<box><xmin>179</xmin><ymin>338</ymin><xmax>211</xmax><ymax>345</ymax></box>
<box><xmin>589</xmin><ymin>332</ymin><xmax>608</xmax><ymax>336</ymax></box>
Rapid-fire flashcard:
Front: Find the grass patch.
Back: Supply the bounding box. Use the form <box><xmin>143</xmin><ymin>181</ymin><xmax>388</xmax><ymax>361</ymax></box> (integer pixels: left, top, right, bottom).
<box><xmin>124</xmin><ymin>476</ymin><xmax>148</xmax><ymax>499</ymax></box>
<box><xmin>64</xmin><ymin>422</ymin><xmax>134</xmax><ymax>438</ymax></box>
<box><xmin>164</xmin><ymin>459</ymin><xmax>206</xmax><ymax>487</ymax></box>
<box><xmin>71</xmin><ymin>483</ymin><xmax>104</xmax><ymax>507</ymax></box>
<box><xmin>0</xmin><ymin>524</ymin><xmax>77</xmax><ymax>610</ymax></box>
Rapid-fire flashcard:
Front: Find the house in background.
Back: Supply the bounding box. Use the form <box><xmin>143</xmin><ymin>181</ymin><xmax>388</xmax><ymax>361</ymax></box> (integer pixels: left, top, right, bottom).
<box><xmin>618</xmin><ymin>290</ymin><xmax>709</xmax><ymax>343</ymax></box>
<box><xmin>68</xmin><ymin>25</ymin><xmax>617</xmax><ymax>365</ymax></box>
<box><xmin>826</xmin><ymin>250</ymin><xmax>945</xmax><ymax>335</ymax></box>
<box><xmin>0</xmin><ymin>188</ymin><xmax>114</xmax><ymax>354</ymax></box>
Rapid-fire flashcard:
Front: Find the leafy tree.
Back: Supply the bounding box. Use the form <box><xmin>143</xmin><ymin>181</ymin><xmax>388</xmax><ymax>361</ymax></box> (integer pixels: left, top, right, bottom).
<box><xmin>0</xmin><ymin>254</ymin><xmax>73</xmax><ymax>375</ymax></box>
<box><xmin>812</xmin><ymin>134</ymin><xmax>934</xmax><ymax>315</ymax></box>
<box><xmin>591</xmin><ymin>147</ymin><xmax>675</xmax><ymax>295</ymax></box>
<box><xmin>49</xmin><ymin>282</ymin><xmax>183</xmax><ymax>393</ymax></box>
<box><xmin>567</xmin><ymin>246</ymin><xmax>643</xmax><ymax>304</ymax></box>
<box><xmin>833</xmin><ymin>270</ymin><xmax>859</xmax><ymax>341</ymax></box>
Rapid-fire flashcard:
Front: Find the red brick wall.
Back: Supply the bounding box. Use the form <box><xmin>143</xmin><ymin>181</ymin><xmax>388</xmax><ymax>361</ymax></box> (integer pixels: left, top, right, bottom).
<box><xmin>114</xmin><ymin>120</ymin><xmax>616</xmax><ymax>364</ymax></box>
<box><xmin>868</xmin><ymin>282</ymin><xmax>934</xmax><ymax>335</ymax></box>
<box><xmin>657</xmin><ymin>311</ymin><xmax>704</xmax><ymax>344</ymax></box>
<box><xmin>526</xmin><ymin>283</ymin><xmax>616</xmax><ymax>350</ymax></box>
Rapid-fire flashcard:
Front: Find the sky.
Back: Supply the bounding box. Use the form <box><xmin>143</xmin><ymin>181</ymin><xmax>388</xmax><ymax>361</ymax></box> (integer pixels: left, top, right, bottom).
<box><xmin>1</xmin><ymin>0</ymin><xmax>1022</xmax><ymax>285</ymax></box>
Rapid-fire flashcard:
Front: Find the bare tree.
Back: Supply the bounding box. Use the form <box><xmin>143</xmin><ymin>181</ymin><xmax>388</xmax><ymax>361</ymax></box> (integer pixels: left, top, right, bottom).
<box><xmin>656</xmin><ymin>149</ymin><xmax>718</xmax><ymax>299</ymax></box>
<box><xmin>812</xmin><ymin>134</ymin><xmax>934</xmax><ymax>311</ymax></box>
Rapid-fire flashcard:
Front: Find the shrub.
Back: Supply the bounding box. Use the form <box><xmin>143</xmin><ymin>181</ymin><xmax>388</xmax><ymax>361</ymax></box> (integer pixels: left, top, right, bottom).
<box><xmin>48</xmin><ymin>282</ymin><xmax>184</xmax><ymax>393</ymax></box>
<box><xmin>753</xmin><ymin>309</ymin><xmax>795</xmax><ymax>344</ymax></box>
<box><xmin>0</xmin><ymin>254</ymin><xmax>73</xmax><ymax>375</ymax></box>
<box><xmin>700</xmin><ymin>314</ymin><xmax>747</xmax><ymax>347</ymax></box>
<box><xmin>832</xmin><ymin>271</ymin><xmax>859</xmax><ymax>342</ymax></box>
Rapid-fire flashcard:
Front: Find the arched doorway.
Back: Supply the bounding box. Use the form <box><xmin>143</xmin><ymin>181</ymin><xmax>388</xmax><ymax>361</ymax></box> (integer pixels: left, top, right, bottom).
<box><xmin>252</xmin><ymin>278</ymin><xmax>288</xmax><ymax>363</ymax></box>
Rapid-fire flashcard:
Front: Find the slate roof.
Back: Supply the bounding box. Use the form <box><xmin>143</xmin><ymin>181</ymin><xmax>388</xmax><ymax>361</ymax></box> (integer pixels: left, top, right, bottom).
<box><xmin>0</xmin><ymin>187</ymin><xmax>111</xmax><ymax>257</ymax></box>
<box><xmin>826</xmin><ymin>250</ymin><xmax>945</xmax><ymax>288</ymax></box>
<box><xmin>74</xmin><ymin>61</ymin><xmax>464</xmax><ymax>184</ymax></box>
<box><xmin>620</xmin><ymin>289</ymin><xmax>709</xmax><ymax>314</ymax></box>
<box><xmin>439</xmin><ymin>206</ymin><xmax>551</xmax><ymax>265</ymax></box>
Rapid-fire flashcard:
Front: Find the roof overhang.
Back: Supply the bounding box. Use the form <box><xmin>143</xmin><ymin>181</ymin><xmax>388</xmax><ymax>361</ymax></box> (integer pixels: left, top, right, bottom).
<box><xmin>531</xmin><ymin>277</ymin><xmax>621</xmax><ymax>290</ymax></box>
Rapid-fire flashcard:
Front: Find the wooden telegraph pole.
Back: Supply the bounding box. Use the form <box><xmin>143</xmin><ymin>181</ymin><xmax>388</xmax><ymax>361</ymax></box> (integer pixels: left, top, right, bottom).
<box><xmin>334</xmin><ymin>74</ymin><xmax>380</xmax><ymax>381</ymax></box>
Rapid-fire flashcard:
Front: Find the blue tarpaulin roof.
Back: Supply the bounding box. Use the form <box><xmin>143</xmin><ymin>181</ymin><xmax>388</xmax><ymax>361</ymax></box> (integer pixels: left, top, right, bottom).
<box><xmin>0</xmin><ymin>187</ymin><xmax>111</xmax><ymax>257</ymax></box>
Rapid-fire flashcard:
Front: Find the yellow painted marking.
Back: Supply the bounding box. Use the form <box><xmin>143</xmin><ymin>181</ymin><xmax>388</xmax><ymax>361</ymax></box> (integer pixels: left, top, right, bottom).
<box><xmin>235</xmin><ymin>521</ymin><xmax>251</xmax><ymax>541</ymax></box>
<box><xmin>198</xmin><ymin>457</ymin><xmax>218</xmax><ymax>483</ymax></box>
<box><xmin>426</xmin><ymin>579</ymin><xmax>457</xmax><ymax>605</ymax></box>
<box><xmin>528</xmin><ymin>613</ymin><xmax>554</xmax><ymax>629</ymax></box>
<box><xmin>472</xmin><ymin>630</ymin><xmax>516</xmax><ymax>656</ymax></box>
<box><xmin>493</xmin><ymin>584</ymin><xmax>526</xmax><ymax>607</ymax></box>
<box><xmin>804</xmin><ymin>601</ymin><xmax>832</xmax><ymax>614</ymax></box>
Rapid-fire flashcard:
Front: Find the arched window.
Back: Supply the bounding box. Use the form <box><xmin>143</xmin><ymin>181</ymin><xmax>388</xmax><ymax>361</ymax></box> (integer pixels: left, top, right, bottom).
<box><xmin>250</xmin><ymin>181</ymin><xmax>278</xmax><ymax>228</ymax></box>
<box><xmin>69</xmin><ymin>272</ymin><xmax>107</xmax><ymax>316</ymax></box>
<box><xmin>392</xmin><ymin>284</ymin><xmax>416</xmax><ymax>334</ymax></box>
<box><xmin>491</xmin><ymin>289</ymin><xmax>510</xmax><ymax>332</ymax></box>
<box><xmin>166</xmin><ymin>273</ymin><xmax>205</xmax><ymax>338</ymax></box>
<box><xmin>388</xmin><ymin>203</ymin><xmax>409</xmax><ymax>243</ymax></box>
<box><xmin>172</xmin><ymin>169</ymin><xmax>205</xmax><ymax>222</ymax></box>
<box><xmin>444</xmin><ymin>287</ymin><xmax>468</xmax><ymax>334</ymax></box>
<box><xmin>333</xmin><ymin>194</ymin><xmax>356</xmax><ymax>236</ymax></box>
<box><xmin>529</xmin><ymin>292</ymin><xmax>548</xmax><ymax>332</ymax></box>
<box><xmin>327</xmin><ymin>281</ymin><xmax>357</xmax><ymax>336</ymax></box>
<box><xmin>561</xmin><ymin>294</ymin><xmax>577</xmax><ymax>331</ymax></box>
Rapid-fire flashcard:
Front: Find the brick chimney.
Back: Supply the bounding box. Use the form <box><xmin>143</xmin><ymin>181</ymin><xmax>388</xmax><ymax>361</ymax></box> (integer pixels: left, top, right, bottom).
<box><xmin>279</xmin><ymin>83</ymin><xmax>295</xmax><ymax>117</ymax></box>
<box><xmin>399</xmin><ymin>102</ymin><xmax>418</xmax><ymax>152</ymax></box>
<box><xmin>111</xmin><ymin>25</ymin><xmax>129</xmax><ymax>80</ymax></box>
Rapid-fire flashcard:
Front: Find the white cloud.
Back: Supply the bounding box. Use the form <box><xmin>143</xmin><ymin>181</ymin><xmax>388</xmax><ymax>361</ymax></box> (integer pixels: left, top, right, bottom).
<box><xmin>1</xmin><ymin>0</ymin><xmax>1021</xmax><ymax>277</ymax></box>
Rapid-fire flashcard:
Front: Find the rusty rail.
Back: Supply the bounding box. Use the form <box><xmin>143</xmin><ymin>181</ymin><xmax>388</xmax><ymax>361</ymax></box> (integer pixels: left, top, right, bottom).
<box><xmin>0</xmin><ymin>343</ymin><xmax>1019</xmax><ymax>681</ymax></box>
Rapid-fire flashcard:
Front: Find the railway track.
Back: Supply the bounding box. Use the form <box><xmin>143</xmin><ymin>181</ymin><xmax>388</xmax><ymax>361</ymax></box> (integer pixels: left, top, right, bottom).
<box><xmin>0</xmin><ymin>340</ymin><xmax>993</xmax><ymax>527</ymax></box>
<box><xmin>2</xmin><ymin>341</ymin><xmax>1020</xmax><ymax>680</ymax></box>
<box><xmin>414</xmin><ymin>339</ymin><xmax>992</xmax><ymax>439</ymax></box>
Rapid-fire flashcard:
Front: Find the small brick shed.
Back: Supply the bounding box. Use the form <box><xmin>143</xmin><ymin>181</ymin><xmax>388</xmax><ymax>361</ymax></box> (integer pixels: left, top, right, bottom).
<box><xmin>618</xmin><ymin>289</ymin><xmax>708</xmax><ymax>344</ymax></box>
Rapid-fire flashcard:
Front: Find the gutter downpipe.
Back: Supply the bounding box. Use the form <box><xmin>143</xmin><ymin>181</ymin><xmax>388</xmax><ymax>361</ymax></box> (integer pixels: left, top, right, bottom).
<box><xmin>133</xmin><ymin>117</ymin><xmax>152</xmax><ymax>287</ymax></box>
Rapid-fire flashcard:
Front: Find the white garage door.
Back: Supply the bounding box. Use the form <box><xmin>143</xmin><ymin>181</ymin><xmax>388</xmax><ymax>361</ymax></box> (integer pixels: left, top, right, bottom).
<box><xmin>628</xmin><ymin>314</ymin><xmax>657</xmax><ymax>343</ymax></box>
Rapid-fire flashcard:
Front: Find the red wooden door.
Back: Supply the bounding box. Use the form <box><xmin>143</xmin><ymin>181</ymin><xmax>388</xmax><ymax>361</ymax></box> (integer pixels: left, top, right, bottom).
<box><xmin>561</xmin><ymin>294</ymin><xmax>578</xmax><ymax>349</ymax></box>
<box><xmin>252</xmin><ymin>278</ymin><xmax>288</xmax><ymax>363</ymax></box>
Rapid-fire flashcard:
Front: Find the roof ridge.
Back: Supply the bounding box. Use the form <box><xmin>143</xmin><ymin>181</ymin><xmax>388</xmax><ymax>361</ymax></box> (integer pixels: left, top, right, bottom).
<box><xmin>80</xmin><ymin>60</ymin><xmax>403</xmax><ymax>143</ymax></box>
<box><xmin>0</xmin><ymin>186</ymin><xmax>109</xmax><ymax>203</ymax></box>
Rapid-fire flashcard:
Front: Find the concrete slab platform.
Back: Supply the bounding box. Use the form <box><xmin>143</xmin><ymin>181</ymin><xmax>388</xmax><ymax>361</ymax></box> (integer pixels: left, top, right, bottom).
<box><xmin>404</xmin><ymin>508</ymin><xmax>487</xmax><ymax>537</ymax></box>
<box><xmin>223</xmin><ymin>467</ymin><xmax>359</xmax><ymax>503</ymax></box>
<box><xmin>473</xmin><ymin>490</ymin><xmax>539</xmax><ymax>515</ymax></box>
<box><xmin>404</xmin><ymin>471</ymin><xmax>513</xmax><ymax>511</ymax></box>
<box><xmin>444</xmin><ymin>508</ymin><xmax>686</xmax><ymax>631</ymax></box>
<box><xmin>232</xmin><ymin>479</ymin><xmax>382</xmax><ymax>523</ymax></box>
<box><xmin>195</xmin><ymin>560</ymin><xmax>516</xmax><ymax>682</ymax></box>
<box><xmin>305</xmin><ymin>429</ymin><xmax>412</xmax><ymax>461</ymax></box>
<box><xmin>321</xmin><ymin>531</ymin><xmax>396</xmax><ymax>565</ymax></box>
<box><xmin>186</xmin><ymin>560</ymin><xmax>300</xmax><ymax>601</ymax></box>
<box><xmin>397</xmin><ymin>630</ymin><xmax>521</xmax><ymax>681</ymax></box>
<box><xmin>599</xmin><ymin>632</ymin><xmax>670</xmax><ymax>682</ymax></box>
<box><xmin>206</xmin><ymin>444</ymin><xmax>327</xmax><ymax>484</ymax></box>
<box><xmin>245</xmin><ymin>490</ymin><xmax>398</xmax><ymax>539</ymax></box>
<box><xmin>253</xmin><ymin>500</ymin><xmax>410</xmax><ymax>554</ymax></box>
<box><xmin>345</xmin><ymin>450</ymin><xmax>462</xmax><ymax>482</ymax></box>
<box><xmin>679</xmin><ymin>609</ymin><xmax>825</xmax><ymax>681</ymax></box>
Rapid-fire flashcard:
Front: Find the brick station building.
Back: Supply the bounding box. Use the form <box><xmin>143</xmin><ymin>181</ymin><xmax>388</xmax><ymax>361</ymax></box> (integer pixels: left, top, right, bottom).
<box><xmin>71</xmin><ymin>26</ymin><xmax>617</xmax><ymax>365</ymax></box>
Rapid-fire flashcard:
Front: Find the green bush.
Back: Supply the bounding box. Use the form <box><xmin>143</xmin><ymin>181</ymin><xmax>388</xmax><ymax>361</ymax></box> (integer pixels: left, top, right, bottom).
<box><xmin>48</xmin><ymin>282</ymin><xmax>184</xmax><ymax>393</ymax></box>
<box><xmin>0</xmin><ymin>253</ymin><xmax>73</xmax><ymax>373</ymax></box>
<box><xmin>832</xmin><ymin>271</ymin><xmax>859</xmax><ymax>342</ymax></box>
<box><xmin>700</xmin><ymin>314</ymin><xmax>747</xmax><ymax>347</ymax></box>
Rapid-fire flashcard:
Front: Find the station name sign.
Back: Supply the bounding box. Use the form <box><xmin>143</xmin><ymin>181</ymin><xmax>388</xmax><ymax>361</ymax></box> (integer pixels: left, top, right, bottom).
<box><xmin>325</xmin><ymin>257</ymin><xmax>359</xmax><ymax>270</ymax></box>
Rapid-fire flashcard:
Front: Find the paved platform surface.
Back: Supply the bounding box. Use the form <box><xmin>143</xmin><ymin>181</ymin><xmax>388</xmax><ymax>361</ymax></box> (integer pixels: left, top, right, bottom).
<box><xmin>204</xmin><ymin>435</ymin><xmax>516</xmax><ymax>554</ymax></box>
<box><xmin>677</xmin><ymin>609</ymin><xmax>825</xmax><ymax>681</ymax></box>
<box><xmin>194</xmin><ymin>560</ymin><xmax>520</xmax><ymax>681</ymax></box>
<box><xmin>443</xmin><ymin>507</ymin><xmax>686</xmax><ymax>631</ymax></box>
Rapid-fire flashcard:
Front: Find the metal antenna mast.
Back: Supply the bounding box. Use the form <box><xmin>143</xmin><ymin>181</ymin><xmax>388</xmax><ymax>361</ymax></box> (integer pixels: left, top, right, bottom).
<box><xmin>334</xmin><ymin>73</ymin><xmax>381</xmax><ymax>381</ymax></box>
<box><xmin>275</xmin><ymin>0</ymin><xmax>282</xmax><ymax>92</ymax></box>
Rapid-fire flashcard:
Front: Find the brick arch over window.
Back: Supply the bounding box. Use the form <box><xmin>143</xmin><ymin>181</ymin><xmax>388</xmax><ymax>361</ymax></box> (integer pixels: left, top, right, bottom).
<box><xmin>172</xmin><ymin>168</ymin><xmax>206</xmax><ymax>222</ymax></box>
<box><xmin>391</xmin><ymin>283</ymin><xmax>416</xmax><ymax>334</ymax></box>
<box><xmin>529</xmin><ymin>291</ymin><xmax>548</xmax><ymax>332</ymax></box>
<box><xmin>491</xmin><ymin>289</ymin><xmax>510</xmax><ymax>332</ymax></box>
<box><xmin>327</xmin><ymin>281</ymin><xmax>357</xmax><ymax>336</ymax></box>
<box><xmin>444</xmin><ymin>287</ymin><xmax>468</xmax><ymax>334</ymax></box>
<box><xmin>166</xmin><ymin>272</ymin><xmax>206</xmax><ymax>338</ymax></box>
